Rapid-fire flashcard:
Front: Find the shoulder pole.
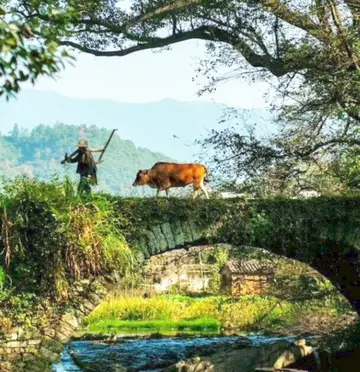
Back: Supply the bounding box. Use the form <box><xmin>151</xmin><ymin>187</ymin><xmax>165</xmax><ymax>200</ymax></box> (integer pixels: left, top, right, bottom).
<box><xmin>97</xmin><ymin>129</ymin><xmax>117</xmax><ymax>163</ymax></box>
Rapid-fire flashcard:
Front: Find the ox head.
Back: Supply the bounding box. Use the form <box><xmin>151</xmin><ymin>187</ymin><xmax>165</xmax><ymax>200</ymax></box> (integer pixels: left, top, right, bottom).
<box><xmin>132</xmin><ymin>169</ymin><xmax>150</xmax><ymax>186</ymax></box>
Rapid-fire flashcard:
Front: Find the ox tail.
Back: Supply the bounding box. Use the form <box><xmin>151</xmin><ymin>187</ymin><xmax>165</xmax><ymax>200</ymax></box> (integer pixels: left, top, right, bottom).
<box><xmin>203</xmin><ymin>166</ymin><xmax>210</xmax><ymax>183</ymax></box>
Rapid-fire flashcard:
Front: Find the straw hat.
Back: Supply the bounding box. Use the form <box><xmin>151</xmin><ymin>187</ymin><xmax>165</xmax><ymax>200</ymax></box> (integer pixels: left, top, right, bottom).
<box><xmin>76</xmin><ymin>140</ymin><xmax>88</xmax><ymax>148</ymax></box>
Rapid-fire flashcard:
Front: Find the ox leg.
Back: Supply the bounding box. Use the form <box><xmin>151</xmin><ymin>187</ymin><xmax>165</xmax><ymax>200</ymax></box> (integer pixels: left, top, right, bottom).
<box><xmin>193</xmin><ymin>183</ymin><xmax>199</xmax><ymax>199</ymax></box>
<box><xmin>200</xmin><ymin>180</ymin><xmax>210</xmax><ymax>199</ymax></box>
<box><xmin>156</xmin><ymin>188</ymin><xmax>170</xmax><ymax>197</ymax></box>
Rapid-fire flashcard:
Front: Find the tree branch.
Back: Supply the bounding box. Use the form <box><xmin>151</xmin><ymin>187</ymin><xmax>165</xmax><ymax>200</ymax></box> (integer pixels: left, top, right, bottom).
<box><xmin>327</xmin><ymin>0</ymin><xmax>360</xmax><ymax>70</ymax></box>
<box><xmin>59</xmin><ymin>24</ymin><xmax>306</xmax><ymax>77</ymax></box>
<box><xmin>58</xmin><ymin>26</ymin><xmax>214</xmax><ymax>56</ymax></box>
<box><xmin>257</xmin><ymin>0</ymin><xmax>321</xmax><ymax>35</ymax></box>
<box><xmin>298</xmin><ymin>138</ymin><xmax>360</xmax><ymax>158</ymax></box>
<box><xmin>127</xmin><ymin>0</ymin><xmax>202</xmax><ymax>29</ymax></box>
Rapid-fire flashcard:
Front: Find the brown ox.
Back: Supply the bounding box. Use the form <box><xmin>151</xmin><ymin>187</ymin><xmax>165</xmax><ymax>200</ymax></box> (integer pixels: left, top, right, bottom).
<box><xmin>132</xmin><ymin>162</ymin><xmax>210</xmax><ymax>199</ymax></box>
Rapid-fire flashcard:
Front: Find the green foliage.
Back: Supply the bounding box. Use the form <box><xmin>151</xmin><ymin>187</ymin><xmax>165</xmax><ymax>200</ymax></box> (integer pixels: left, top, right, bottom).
<box><xmin>0</xmin><ymin>6</ymin><xmax>71</xmax><ymax>99</ymax></box>
<box><xmin>0</xmin><ymin>266</ymin><xmax>5</xmax><ymax>290</ymax></box>
<box><xmin>204</xmin><ymin>130</ymin><xmax>360</xmax><ymax>197</ymax></box>
<box><xmin>0</xmin><ymin>176</ymin><xmax>133</xmax><ymax>304</ymax></box>
<box><xmin>206</xmin><ymin>246</ymin><xmax>229</xmax><ymax>293</ymax></box>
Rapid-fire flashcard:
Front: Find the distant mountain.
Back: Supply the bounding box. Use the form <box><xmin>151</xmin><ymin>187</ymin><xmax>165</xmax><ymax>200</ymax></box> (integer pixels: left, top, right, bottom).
<box><xmin>0</xmin><ymin>90</ymin><xmax>274</xmax><ymax>162</ymax></box>
<box><xmin>0</xmin><ymin>124</ymin><xmax>174</xmax><ymax>196</ymax></box>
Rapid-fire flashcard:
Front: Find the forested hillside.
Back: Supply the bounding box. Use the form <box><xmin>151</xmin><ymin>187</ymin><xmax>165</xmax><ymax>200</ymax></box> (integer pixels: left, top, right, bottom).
<box><xmin>0</xmin><ymin>123</ymin><xmax>173</xmax><ymax>196</ymax></box>
<box><xmin>0</xmin><ymin>90</ymin><xmax>273</xmax><ymax>162</ymax></box>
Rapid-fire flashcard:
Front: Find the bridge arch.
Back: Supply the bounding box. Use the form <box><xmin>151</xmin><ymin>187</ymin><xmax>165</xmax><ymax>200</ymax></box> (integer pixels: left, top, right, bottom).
<box><xmin>1</xmin><ymin>197</ymin><xmax>359</xmax><ymax>371</ymax></box>
<box><xmin>134</xmin><ymin>216</ymin><xmax>360</xmax><ymax>315</ymax></box>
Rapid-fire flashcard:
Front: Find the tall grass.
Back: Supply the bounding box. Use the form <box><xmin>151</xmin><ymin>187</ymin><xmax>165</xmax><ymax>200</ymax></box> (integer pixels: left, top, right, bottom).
<box><xmin>85</xmin><ymin>319</ymin><xmax>221</xmax><ymax>333</ymax></box>
<box><xmin>83</xmin><ymin>293</ymin><xmax>355</xmax><ymax>335</ymax></box>
<box><xmin>0</xmin><ymin>176</ymin><xmax>134</xmax><ymax>300</ymax></box>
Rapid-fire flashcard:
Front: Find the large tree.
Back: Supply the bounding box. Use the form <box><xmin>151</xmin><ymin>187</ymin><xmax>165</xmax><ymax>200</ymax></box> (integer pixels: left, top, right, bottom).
<box><xmin>8</xmin><ymin>1</ymin><xmax>360</xmax><ymax>191</ymax></box>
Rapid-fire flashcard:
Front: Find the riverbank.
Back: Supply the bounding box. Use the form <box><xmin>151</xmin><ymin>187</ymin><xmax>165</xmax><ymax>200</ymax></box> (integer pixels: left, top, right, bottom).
<box><xmin>81</xmin><ymin>294</ymin><xmax>356</xmax><ymax>337</ymax></box>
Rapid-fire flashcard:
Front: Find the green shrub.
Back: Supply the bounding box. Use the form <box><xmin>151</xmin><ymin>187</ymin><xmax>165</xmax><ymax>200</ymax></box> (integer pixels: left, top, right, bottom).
<box><xmin>0</xmin><ymin>176</ymin><xmax>133</xmax><ymax>301</ymax></box>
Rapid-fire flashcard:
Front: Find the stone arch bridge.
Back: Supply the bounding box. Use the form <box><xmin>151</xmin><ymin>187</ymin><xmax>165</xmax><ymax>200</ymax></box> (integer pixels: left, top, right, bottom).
<box><xmin>1</xmin><ymin>197</ymin><xmax>360</xmax><ymax>371</ymax></box>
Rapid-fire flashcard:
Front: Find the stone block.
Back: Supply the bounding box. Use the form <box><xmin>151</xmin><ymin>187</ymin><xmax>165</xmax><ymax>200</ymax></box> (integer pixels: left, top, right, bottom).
<box><xmin>150</xmin><ymin>225</ymin><xmax>168</xmax><ymax>253</ymax></box>
<box><xmin>27</xmin><ymin>339</ymin><xmax>41</xmax><ymax>346</ymax></box>
<box><xmin>90</xmin><ymin>282</ymin><xmax>108</xmax><ymax>297</ymax></box>
<box><xmin>40</xmin><ymin>346</ymin><xmax>60</xmax><ymax>363</ymax></box>
<box><xmin>182</xmin><ymin>221</ymin><xmax>194</xmax><ymax>243</ymax></box>
<box><xmin>138</xmin><ymin>237</ymin><xmax>151</xmax><ymax>259</ymax></box>
<box><xmin>71</xmin><ymin>309</ymin><xmax>86</xmax><ymax>322</ymax></box>
<box><xmin>72</xmin><ymin>283</ymin><xmax>85</xmax><ymax>293</ymax></box>
<box><xmin>22</xmin><ymin>353</ymin><xmax>38</xmax><ymax>362</ymax></box>
<box><xmin>6</xmin><ymin>341</ymin><xmax>23</xmax><ymax>348</ymax></box>
<box><xmin>26</xmin><ymin>356</ymin><xmax>52</xmax><ymax>371</ymax></box>
<box><xmin>273</xmin><ymin>350</ymin><xmax>296</xmax><ymax>368</ymax></box>
<box><xmin>2</xmin><ymin>353</ymin><xmax>20</xmax><ymax>361</ymax></box>
<box><xmin>54</xmin><ymin>331</ymin><xmax>70</xmax><ymax>344</ymax></box>
<box><xmin>85</xmin><ymin>291</ymin><xmax>102</xmax><ymax>307</ymax></box>
<box><xmin>161</xmin><ymin>222</ymin><xmax>176</xmax><ymax>249</ymax></box>
<box><xmin>135</xmin><ymin>249</ymin><xmax>146</xmax><ymax>262</ymax></box>
<box><xmin>17</xmin><ymin>327</ymin><xmax>26</xmax><ymax>341</ymax></box>
<box><xmin>44</xmin><ymin>329</ymin><xmax>56</xmax><ymax>339</ymax></box>
<box><xmin>60</xmin><ymin>314</ymin><xmax>80</xmax><ymax>329</ymax></box>
<box><xmin>145</xmin><ymin>230</ymin><xmax>158</xmax><ymax>255</ymax></box>
<box><xmin>170</xmin><ymin>220</ymin><xmax>185</xmax><ymax>247</ymax></box>
<box><xmin>189</xmin><ymin>223</ymin><xmax>202</xmax><ymax>241</ymax></box>
<box><xmin>81</xmin><ymin>299</ymin><xmax>96</xmax><ymax>313</ymax></box>
<box><xmin>27</xmin><ymin>329</ymin><xmax>41</xmax><ymax>340</ymax></box>
<box><xmin>6</xmin><ymin>332</ymin><xmax>18</xmax><ymax>341</ymax></box>
<box><xmin>41</xmin><ymin>337</ymin><xmax>64</xmax><ymax>353</ymax></box>
<box><xmin>25</xmin><ymin>346</ymin><xmax>39</xmax><ymax>354</ymax></box>
<box><xmin>58</xmin><ymin>321</ymin><xmax>76</xmax><ymax>337</ymax></box>
<box><xmin>72</xmin><ymin>302</ymin><xmax>89</xmax><ymax>316</ymax></box>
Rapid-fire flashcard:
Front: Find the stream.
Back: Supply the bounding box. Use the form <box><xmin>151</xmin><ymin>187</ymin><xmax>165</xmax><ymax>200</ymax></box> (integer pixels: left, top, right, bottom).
<box><xmin>53</xmin><ymin>333</ymin><xmax>302</xmax><ymax>372</ymax></box>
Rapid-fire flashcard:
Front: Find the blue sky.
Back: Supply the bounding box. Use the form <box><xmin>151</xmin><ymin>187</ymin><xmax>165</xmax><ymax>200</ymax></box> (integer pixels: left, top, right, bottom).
<box><xmin>25</xmin><ymin>39</ymin><xmax>272</xmax><ymax>109</ymax></box>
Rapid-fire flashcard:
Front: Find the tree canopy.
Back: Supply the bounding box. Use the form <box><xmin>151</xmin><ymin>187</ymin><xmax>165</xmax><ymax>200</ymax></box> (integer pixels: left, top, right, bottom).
<box><xmin>0</xmin><ymin>4</ymin><xmax>71</xmax><ymax>99</ymax></box>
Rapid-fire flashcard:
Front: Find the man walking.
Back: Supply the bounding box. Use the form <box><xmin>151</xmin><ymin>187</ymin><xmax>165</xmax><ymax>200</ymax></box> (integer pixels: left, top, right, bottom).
<box><xmin>62</xmin><ymin>140</ymin><xmax>103</xmax><ymax>194</ymax></box>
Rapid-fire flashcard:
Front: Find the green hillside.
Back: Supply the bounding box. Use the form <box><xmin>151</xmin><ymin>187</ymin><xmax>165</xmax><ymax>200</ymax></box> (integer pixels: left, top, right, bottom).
<box><xmin>0</xmin><ymin>123</ymin><xmax>174</xmax><ymax>196</ymax></box>
<box><xmin>0</xmin><ymin>90</ymin><xmax>274</xmax><ymax>162</ymax></box>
